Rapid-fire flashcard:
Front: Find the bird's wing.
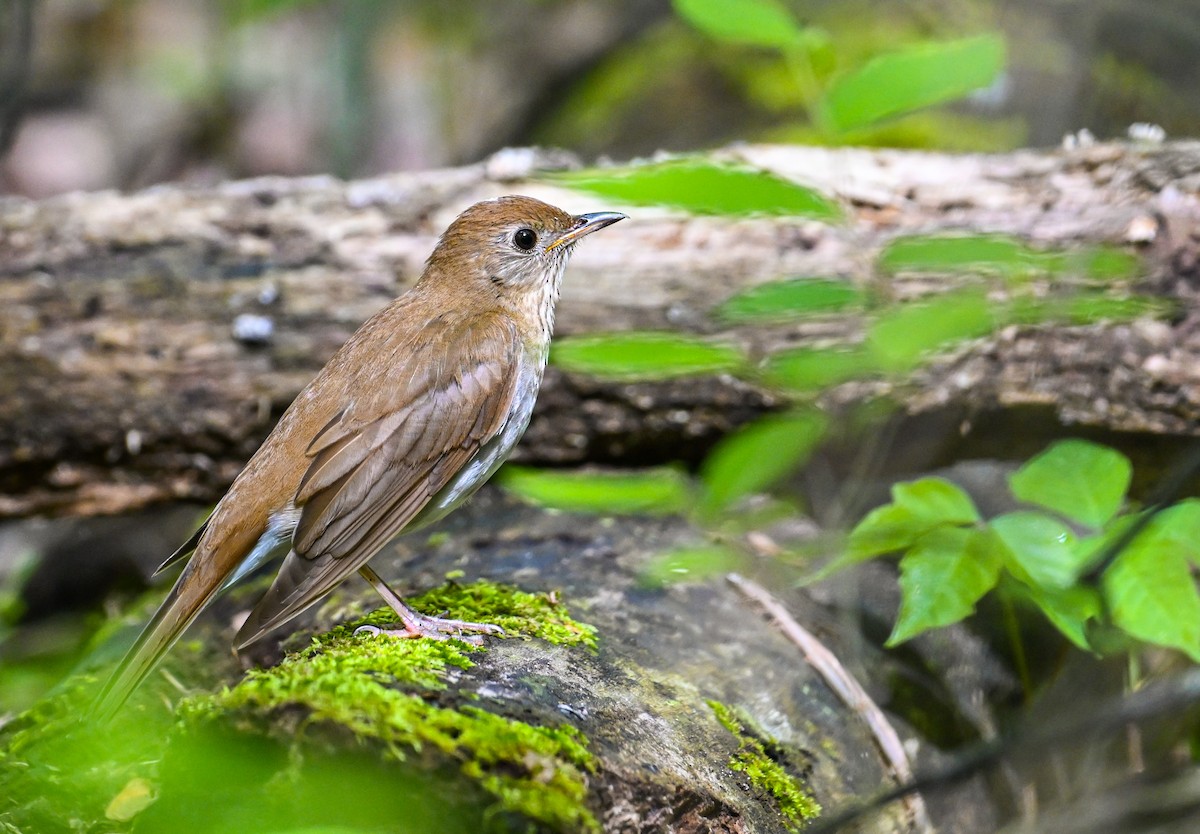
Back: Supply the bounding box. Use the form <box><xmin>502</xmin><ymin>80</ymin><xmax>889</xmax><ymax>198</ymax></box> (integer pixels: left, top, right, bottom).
<box><xmin>234</xmin><ymin>312</ymin><xmax>523</xmax><ymax>646</ymax></box>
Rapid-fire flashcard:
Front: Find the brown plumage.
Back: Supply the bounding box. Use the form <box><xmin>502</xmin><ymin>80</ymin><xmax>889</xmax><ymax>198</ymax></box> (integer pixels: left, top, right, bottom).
<box><xmin>92</xmin><ymin>196</ymin><xmax>625</xmax><ymax>718</ymax></box>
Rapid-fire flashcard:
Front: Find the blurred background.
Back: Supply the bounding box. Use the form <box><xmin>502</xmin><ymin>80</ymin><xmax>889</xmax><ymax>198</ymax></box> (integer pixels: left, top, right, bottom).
<box><xmin>5</xmin><ymin>2</ymin><xmax>1200</xmax><ymax>830</ymax></box>
<box><xmin>3</xmin><ymin>0</ymin><xmax>1200</xmax><ymax>198</ymax></box>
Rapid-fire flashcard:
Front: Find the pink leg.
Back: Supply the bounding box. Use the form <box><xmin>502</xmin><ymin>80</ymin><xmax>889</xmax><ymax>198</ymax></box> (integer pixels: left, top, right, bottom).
<box><xmin>354</xmin><ymin>565</ymin><xmax>504</xmax><ymax>643</ymax></box>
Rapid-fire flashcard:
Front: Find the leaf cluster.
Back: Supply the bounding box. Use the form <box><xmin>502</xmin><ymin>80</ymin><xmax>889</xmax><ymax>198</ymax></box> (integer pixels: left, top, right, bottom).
<box><xmin>673</xmin><ymin>0</ymin><xmax>1007</xmax><ymax>143</ymax></box>
<box><xmin>838</xmin><ymin>440</ymin><xmax>1200</xmax><ymax>659</ymax></box>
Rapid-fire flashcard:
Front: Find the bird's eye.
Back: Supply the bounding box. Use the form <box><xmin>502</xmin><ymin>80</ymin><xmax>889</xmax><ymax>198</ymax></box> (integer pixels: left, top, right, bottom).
<box><xmin>513</xmin><ymin>228</ymin><xmax>537</xmax><ymax>251</ymax></box>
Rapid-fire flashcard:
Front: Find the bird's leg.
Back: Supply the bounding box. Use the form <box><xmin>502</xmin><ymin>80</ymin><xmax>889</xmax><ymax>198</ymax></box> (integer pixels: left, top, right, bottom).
<box><xmin>354</xmin><ymin>565</ymin><xmax>504</xmax><ymax>643</ymax></box>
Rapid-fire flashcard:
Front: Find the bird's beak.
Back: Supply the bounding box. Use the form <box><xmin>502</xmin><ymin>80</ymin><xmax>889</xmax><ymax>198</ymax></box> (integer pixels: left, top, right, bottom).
<box><xmin>545</xmin><ymin>211</ymin><xmax>627</xmax><ymax>252</ymax></box>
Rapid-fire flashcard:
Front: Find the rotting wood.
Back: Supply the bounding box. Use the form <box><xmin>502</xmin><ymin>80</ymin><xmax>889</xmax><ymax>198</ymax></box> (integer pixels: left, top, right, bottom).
<box><xmin>3</xmin><ymin>141</ymin><xmax>1200</xmax><ymax>517</ymax></box>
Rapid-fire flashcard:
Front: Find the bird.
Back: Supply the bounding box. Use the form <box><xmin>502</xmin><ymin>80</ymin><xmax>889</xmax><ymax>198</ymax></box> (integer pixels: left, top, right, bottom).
<box><xmin>92</xmin><ymin>195</ymin><xmax>626</xmax><ymax>718</ymax></box>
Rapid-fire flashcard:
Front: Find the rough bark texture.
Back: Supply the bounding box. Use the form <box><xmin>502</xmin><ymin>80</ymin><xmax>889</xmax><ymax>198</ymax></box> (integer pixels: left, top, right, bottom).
<box><xmin>3</xmin><ymin>142</ymin><xmax>1200</xmax><ymax>518</ymax></box>
<box><xmin>151</xmin><ymin>489</ymin><xmax>963</xmax><ymax>834</ymax></box>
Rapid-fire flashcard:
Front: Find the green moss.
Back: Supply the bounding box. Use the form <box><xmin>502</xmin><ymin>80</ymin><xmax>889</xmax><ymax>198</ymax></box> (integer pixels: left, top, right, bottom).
<box><xmin>184</xmin><ymin>580</ymin><xmax>600</xmax><ymax>833</ymax></box>
<box><xmin>709</xmin><ymin>699</ymin><xmax>820</xmax><ymax>830</ymax></box>
<box><xmin>0</xmin><ymin>676</ymin><xmax>176</xmax><ymax>834</ymax></box>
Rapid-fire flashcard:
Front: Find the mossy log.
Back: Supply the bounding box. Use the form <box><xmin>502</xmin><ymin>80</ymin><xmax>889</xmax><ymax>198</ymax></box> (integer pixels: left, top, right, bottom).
<box><xmin>1</xmin><ymin>490</ymin><xmax>973</xmax><ymax>834</ymax></box>
<box><xmin>4</xmin><ymin>142</ymin><xmax>1200</xmax><ymax>517</ymax></box>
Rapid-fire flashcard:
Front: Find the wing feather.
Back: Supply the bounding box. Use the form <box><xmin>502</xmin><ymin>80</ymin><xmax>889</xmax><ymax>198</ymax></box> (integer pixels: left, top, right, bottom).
<box><xmin>234</xmin><ymin>312</ymin><xmax>524</xmax><ymax>646</ymax></box>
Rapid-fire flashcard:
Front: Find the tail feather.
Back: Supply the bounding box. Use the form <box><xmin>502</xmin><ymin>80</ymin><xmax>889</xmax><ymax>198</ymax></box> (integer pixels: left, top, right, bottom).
<box><xmin>153</xmin><ymin>516</ymin><xmax>210</xmax><ymax>576</ymax></box>
<box><xmin>89</xmin><ymin>564</ymin><xmax>220</xmax><ymax>721</ymax></box>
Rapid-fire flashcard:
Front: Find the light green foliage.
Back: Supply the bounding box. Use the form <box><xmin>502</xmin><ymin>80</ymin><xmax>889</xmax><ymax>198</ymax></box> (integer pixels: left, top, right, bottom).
<box><xmin>550</xmin><ymin>330</ymin><xmax>746</xmax><ymax>381</ymax></box>
<box><xmin>847</xmin><ymin>478</ymin><xmax>980</xmax><ymax>563</ymax></box>
<box><xmin>1075</xmin><ymin>246</ymin><xmax>1143</xmax><ymax>281</ymax></box>
<box><xmin>541</xmin><ymin>176</ymin><xmax>1162</xmax><ymax>623</ymax></box>
<box><xmin>1009</xmin><ymin>295</ymin><xmax>1173</xmax><ymax>326</ymax></box>
<box><xmin>708</xmin><ymin>700</ymin><xmax>820</xmax><ymax>830</ymax></box>
<box><xmin>640</xmin><ymin>545</ymin><xmax>748</xmax><ymax>589</ymax></box>
<box><xmin>880</xmin><ymin>233</ymin><xmax>1061</xmax><ymax>282</ymax></box>
<box><xmin>893</xmin><ymin>478</ymin><xmax>983</xmax><ymax>527</ymax></box>
<box><xmin>1143</xmin><ymin>500</ymin><xmax>1200</xmax><ymax>564</ymax></box>
<box><xmin>882</xmin><ymin>234</ymin><xmax>1143</xmax><ymax>284</ymax></box>
<box><xmin>669</xmin><ymin>0</ymin><xmax>1008</xmax><ymax>146</ymax></box>
<box><xmin>889</xmin><ymin>526</ymin><xmax>1002</xmax><ymax>645</ymax></box>
<box><xmin>788</xmin><ymin>111</ymin><xmax>1027</xmax><ymax>152</ymax></box>
<box><xmin>990</xmin><ymin>512</ymin><xmax>1082</xmax><ymax>590</ymax></box>
<box><xmin>672</xmin><ymin>0</ymin><xmax>812</xmax><ymax>50</ymax></box>
<box><xmin>763</xmin><ymin>347</ymin><xmax>875</xmax><ymax>393</ymax></box>
<box><xmin>715</xmin><ymin>278</ymin><xmax>864</xmax><ymax>324</ymax></box>
<box><xmin>551</xmin><ymin>234</ymin><xmax>1160</xmax><ymax>397</ymax></box>
<box><xmin>1009</xmin><ymin>439</ymin><xmax>1132</xmax><ymax>528</ymax></box>
<box><xmin>500</xmin><ymin>410</ymin><xmax>831</xmax><ymax>569</ymax></box>
<box><xmin>819</xmin><ymin>35</ymin><xmax>1005</xmax><ymax>132</ymax></box>
<box><xmin>1013</xmin><ymin>585</ymin><xmax>1101</xmax><ymax>651</ymax></box>
<box><xmin>699</xmin><ymin>410</ymin><xmax>828</xmax><ymax>518</ymax></box>
<box><xmin>865</xmin><ymin>288</ymin><xmax>995</xmax><ymax>373</ymax></box>
<box><xmin>1104</xmin><ymin>539</ymin><xmax>1200</xmax><ymax>662</ymax></box>
<box><xmin>498</xmin><ymin>466</ymin><xmax>692</xmax><ymax>517</ymax></box>
<box><xmin>838</xmin><ymin>440</ymin><xmax>1200</xmax><ymax>662</ymax></box>
<box><xmin>553</xmin><ymin>160</ymin><xmax>842</xmax><ymax>220</ymax></box>
<box><xmin>537</xmin><ymin>3</ymin><xmax>1172</xmax><ymax>664</ymax></box>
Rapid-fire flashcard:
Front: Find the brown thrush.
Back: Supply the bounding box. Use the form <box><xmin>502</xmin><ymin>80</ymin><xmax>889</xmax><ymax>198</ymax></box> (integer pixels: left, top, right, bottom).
<box><xmin>93</xmin><ymin>195</ymin><xmax>625</xmax><ymax>717</ymax></box>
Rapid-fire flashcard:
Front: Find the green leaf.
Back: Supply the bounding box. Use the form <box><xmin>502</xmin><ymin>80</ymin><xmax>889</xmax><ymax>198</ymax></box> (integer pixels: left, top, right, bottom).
<box><xmin>866</xmin><ymin>289</ymin><xmax>995</xmax><ymax>373</ymax></box>
<box><xmin>1146</xmin><ymin>499</ymin><xmax>1200</xmax><ymax>566</ymax></box>
<box><xmin>716</xmin><ymin>278</ymin><xmax>864</xmax><ymax>324</ymax></box>
<box><xmin>1009</xmin><ymin>294</ymin><xmax>1173</xmax><ymax>327</ymax></box>
<box><xmin>640</xmin><ymin>545</ymin><xmax>747</xmax><ymax>588</ymax></box>
<box><xmin>887</xmin><ymin>527</ymin><xmax>1003</xmax><ymax>645</ymax></box>
<box><xmin>893</xmin><ymin>478</ymin><xmax>981</xmax><ymax>526</ymax></box>
<box><xmin>878</xmin><ymin>235</ymin><xmax>1142</xmax><ymax>287</ymax></box>
<box><xmin>672</xmin><ymin>0</ymin><xmax>806</xmax><ymax>49</ymax></box>
<box><xmin>1103</xmin><ymin>537</ymin><xmax>1200</xmax><ymax>661</ymax></box>
<box><xmin>786</xmin><ymin>109</ymin><xmax>1026</xmax><ymax>152</ymax></box>
<box><xmin>845</xmin><ymin>503</ymin><xmax>927</xmax><ymax>562</ymax></box>
<box><xmin>843</xmin><ymin>477</ymin><xmax>978</xmax><ymax>564</ymax></box>
<box><xmin>989</xmin><ymin>512</ymin><xmax>1082</xmax><ymax>589</ymax></box>
<box><xmin>820</xmin><ymin>35</ymin><xmax>1006</xmax><ymax>133</ymax></box>
<box><xmin>1058</xmin><ymin>294</ymin><xmax>1172</xmax><ymax>324</ymax></box>
<box><xmin>550</xmin><ymin>331</ymin><xmax>744</xmax><ymax>381</ymax></box>
<box><xmin>1008</xmin><ymin>440</ymin><xmax>1131</xmax><ymax>528</ymax></box>
<box><xmin>1077</xmin><ymin>247</ymin><xmax>1141</xmax><ymax>281</ymax></box>
<box><xmin>1021</xmin><ymin>584</ymin><xmax>1101</xmax><ymax>651</ymax></box>
<box><xmin>763</xmin><ymin>347</ymin><xmax>877</xmax><ymax>392</ymax></box>
<box><xmin>497</xmin><ymin>466</ymin><xmax>691</xmax><ymax>516</ymax></box>
<box><xmin>699</xmin><ymin>410</ymin><xmax>828</xmax><ymax>516</ymax></box>
<box><xmin>1069</xmin><ymin>513</ymin><xmax>1144</xmax><ymax>577</ymax></box>
<box><xmin>878</xmin><ymin>233</ymin><xmax>1055</xmax><ymax>282</ymax></box>
<box><xmin>552</xmin><ymin>160</ymin><xmax>841</xmax><ymax>220</ymax></box>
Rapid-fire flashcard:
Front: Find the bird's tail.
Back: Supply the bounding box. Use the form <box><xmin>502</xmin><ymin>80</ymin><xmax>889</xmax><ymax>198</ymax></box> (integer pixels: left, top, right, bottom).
<box><xmin>89</xmin><ymin>561</ymin><xmax>219</xmax><ymax>722</ymax></box>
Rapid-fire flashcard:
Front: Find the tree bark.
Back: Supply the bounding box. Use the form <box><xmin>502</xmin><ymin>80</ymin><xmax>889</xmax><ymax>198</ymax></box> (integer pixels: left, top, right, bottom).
<box><xmin>3</xmin><ymin>142</ymin><xmax>1200</xmax><ymax>517</ymax></box>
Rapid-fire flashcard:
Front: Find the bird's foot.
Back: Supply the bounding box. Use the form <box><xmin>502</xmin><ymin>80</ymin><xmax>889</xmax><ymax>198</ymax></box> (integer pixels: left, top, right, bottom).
<box><xmin>354</xmin><ymin>565</ymin><xmax>504</xmax><ymax>644</ymax></box>
<box><xmin>354</xmin><ymin>612</ymin><xmax>504</xmax><ymax>645</ymax></box>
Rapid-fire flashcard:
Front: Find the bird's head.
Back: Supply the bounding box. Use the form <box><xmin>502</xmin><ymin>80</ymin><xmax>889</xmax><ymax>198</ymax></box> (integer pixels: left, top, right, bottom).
<box><xmin>422</xmin><ymin>195</ymin><xmax>625</xmax><ymax>315</ymax></box>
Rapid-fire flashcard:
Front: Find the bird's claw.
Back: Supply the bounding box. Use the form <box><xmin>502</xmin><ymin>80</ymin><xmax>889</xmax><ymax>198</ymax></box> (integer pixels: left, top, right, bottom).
<box><xmin>352</xmin><ymin>616</ymin><xmax>503</xmax><ymax>646</ymax></box>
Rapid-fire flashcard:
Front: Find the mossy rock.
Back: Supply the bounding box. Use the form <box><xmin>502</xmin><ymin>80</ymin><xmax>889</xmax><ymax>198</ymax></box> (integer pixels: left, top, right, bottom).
<box><xmin>1</xmin><ymin>489</ymin><xmax>913</xmax><ymax>833</ymax></box>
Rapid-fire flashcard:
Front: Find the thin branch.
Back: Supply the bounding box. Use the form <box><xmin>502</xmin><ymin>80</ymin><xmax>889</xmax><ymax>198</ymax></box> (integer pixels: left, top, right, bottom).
<box><xmin>726</xmin><ymin>572</ymin><xmax>934</xmax><ymax>834</ymax></box>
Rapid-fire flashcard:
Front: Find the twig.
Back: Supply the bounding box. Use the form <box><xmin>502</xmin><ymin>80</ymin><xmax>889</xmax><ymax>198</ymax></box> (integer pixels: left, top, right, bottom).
<box><xmin>727</xmin><ymin>572</ymin><xmax>933</xmax><ymax>833</ymax></box>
